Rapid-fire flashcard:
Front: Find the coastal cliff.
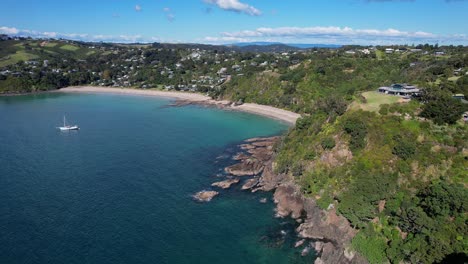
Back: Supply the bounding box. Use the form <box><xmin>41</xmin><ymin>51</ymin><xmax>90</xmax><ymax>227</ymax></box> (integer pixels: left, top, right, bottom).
<box><xmin>217</xmin><ymin>136</ymin><xmax>367</xmax><ymax>264</ymax></box>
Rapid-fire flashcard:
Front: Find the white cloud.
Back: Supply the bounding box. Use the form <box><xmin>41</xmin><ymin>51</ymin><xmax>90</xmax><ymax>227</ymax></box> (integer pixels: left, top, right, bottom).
<box><xmin>163</xmin><ymin>7</ymin><xmax>175</xmax><ymax>22</ymax></box>
<box><xmin>135</xmin><ymin>5</ymin><xmax>142</xmax><ymax>12</ymax></box>
<box><xmin>203</xmin><ymin>36</ymin><xmax>249</xmax><ymax>43</ymax></box>
<box><xmin>0</xmin><ymin>26</ymin><xmax>19</xmax><ymax>34</ymax></box>
<box><xmin>166</xmin><ymin>13</ymin><xmax>175</xmax><ymax>22</ymax></box>
<box><xmin>221</xmin><ymin>26</ymin><xmax>437</xmax><ymax>39</ymax></box>
<box><xmin>205</xmin><ymin>26</ymin><xmax>468</xmax><ymax>45</ymax></box>
<box><xmin>0</xmin><ymin>25</ymin><xmax>150</xmax><ymax>43</ymax></box>
<box><xmin>204</xmin><ymin>0</ymin><xmax>261</xmax><ymax>16</ymax></box>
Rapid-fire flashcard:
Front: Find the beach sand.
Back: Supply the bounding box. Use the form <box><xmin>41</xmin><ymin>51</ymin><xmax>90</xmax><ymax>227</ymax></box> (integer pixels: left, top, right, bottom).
<box><xmin>58</xmin><ymin>86</ymin><xmax>301</xmax><ymax>125</ymax></box>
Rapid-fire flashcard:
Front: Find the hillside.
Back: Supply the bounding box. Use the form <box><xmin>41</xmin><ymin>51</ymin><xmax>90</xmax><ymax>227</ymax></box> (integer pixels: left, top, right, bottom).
<box><xmin>274</xmin><ymin>95</ymin><xmax>467</xmax><ymax>263</ymax></box>
<box><xmin>217</xmin><ymin>48</ymin><xmax>468</xmax><ymax>263</ymax></box>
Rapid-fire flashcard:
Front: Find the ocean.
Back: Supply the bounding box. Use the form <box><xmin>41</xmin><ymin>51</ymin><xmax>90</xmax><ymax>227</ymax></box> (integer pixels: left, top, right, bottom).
<box><xmin>0</xmin><ymin>93</ymin><xmax>315</xmax><ymax>263</ymax></box>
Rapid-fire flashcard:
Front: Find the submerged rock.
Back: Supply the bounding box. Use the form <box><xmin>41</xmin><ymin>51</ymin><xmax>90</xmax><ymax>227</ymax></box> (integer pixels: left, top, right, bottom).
<box><xmin>233</xmin><ymin>153</ymin><xmax>250</xmax><ymax>161</ymax></box>
<box><xmin>294</xmin><ymin>239</ymin><xmax>306</xmax><ymax>248</ymax></box>
<box><xmin>211</xmin><ymin>178</ymin><xmax>240</xmax><ymax>189</ymax></box>
<box><xmin>193</xmin><ymin>190</ymin><xmax>219</xmax><ymax>202</ymax></box>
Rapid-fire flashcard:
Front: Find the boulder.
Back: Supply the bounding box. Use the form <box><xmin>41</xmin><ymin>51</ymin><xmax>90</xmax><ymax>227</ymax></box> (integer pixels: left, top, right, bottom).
<box><xmin>193</xmin><ymin>190</ymin><xmax>219</xmax><ymax>202</ymax></box>
<box><xmin>241</xmin><ymin>177</ymin><xmax>259</xmax><ymax>190</ymax></box>
<box><xmin>211</xmin><ymin>178</ymin><xmax>240</xmax><ymax>189</ymax></box>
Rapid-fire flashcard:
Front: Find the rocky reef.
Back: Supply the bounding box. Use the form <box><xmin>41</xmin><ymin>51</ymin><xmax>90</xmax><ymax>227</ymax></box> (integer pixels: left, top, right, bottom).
<box><xmin>222</xmin><ymin>136</ymin><xmax>367</xmax><ymax>264</ymax></box>
<box><xmin>193</xmin><ymin>190</ymin><xmax>219</xmax><ymax>202</ymax></box>
<box><xmin>194</xmin><ymin>135</ymin><xmax>366</xmax><ymax>263</ymax></box>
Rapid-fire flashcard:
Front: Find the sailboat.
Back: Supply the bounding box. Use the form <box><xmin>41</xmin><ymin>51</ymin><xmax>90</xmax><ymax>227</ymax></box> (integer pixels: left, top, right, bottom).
<box><xmin>58</xmin><ymin>116</ymin><xmax>79</xmax><ymax>131</ymax></box>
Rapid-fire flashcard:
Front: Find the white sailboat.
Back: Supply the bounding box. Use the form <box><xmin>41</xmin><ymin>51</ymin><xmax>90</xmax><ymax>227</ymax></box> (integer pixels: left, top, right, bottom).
<box><xmin>58</xmin><ymin>116</ymin><xmax>79</xmax><ymax>131</ymax></box>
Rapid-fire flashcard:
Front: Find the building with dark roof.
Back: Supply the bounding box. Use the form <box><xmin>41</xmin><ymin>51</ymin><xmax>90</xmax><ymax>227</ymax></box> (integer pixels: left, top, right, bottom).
<box><xmin>378</xmin><ymin>84</ymin><xmax>421</xmax><ymax>97</ymax></box>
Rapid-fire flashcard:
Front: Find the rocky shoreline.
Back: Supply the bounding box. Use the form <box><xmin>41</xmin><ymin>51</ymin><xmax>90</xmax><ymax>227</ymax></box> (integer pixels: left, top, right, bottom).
<box><xmin>195</xmin><ymin>136</ymin><xmax>367</xmax><ymax>264</ymax></box>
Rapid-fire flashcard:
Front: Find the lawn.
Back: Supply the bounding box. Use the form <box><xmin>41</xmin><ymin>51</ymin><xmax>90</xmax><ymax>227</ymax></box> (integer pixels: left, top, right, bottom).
<box><xmin>43</xmin><ymin>42</ymin><xmax>58</xmax><ymax>48</ymax></box>
<box><xmin>0</xmin><ymin>51</ymin><xmax>38</xmax><ymax>67</ymax></box>
<box><xmin>448</xmin><ymin>76</ymin><xmax>461</xmax><ymax>82</ymax></box>
<box><xmin>59</xmin><ymin>44</ymin><xmax>80</xmax><ymax>51</ymax></box>
<box><xmin>375</xmin><ymin>50</ymin><xmax>384</xmax><ymax>60</ymax></box>
<box><xmin>350</xmin><ymin>91</ymin><xmax>402</xmax><ymax>112</ymax></box>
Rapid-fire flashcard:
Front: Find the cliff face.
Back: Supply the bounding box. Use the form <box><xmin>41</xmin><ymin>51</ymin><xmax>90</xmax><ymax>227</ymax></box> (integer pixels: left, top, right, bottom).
<box><xmin>266</xmin><ymin>165</ymin><xmax>367</xmax><ymax>264</ymax></box>
<box><xmin>223</xmin><ymin>136</ymin><xmax>367</xmax><ymax>264</ymax></box>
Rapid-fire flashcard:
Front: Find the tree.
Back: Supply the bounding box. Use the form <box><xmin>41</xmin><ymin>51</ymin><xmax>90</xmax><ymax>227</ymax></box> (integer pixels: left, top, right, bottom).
<box><xmin>420</xmin><ymin>95</ymin><xmax>467</xmax><ymax>125</ymax></box>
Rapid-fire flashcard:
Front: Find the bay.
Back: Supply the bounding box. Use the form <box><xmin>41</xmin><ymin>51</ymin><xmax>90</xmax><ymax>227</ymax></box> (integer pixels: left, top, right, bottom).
<box><xmin>0</xmin><ymin>93</ymin><xmax>315</xmax><ymax>264</ymax></box>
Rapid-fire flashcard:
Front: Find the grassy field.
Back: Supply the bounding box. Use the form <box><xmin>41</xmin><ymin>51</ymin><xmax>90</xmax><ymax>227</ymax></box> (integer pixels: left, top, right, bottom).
<box><xmin>350</xmin><ymin>91</ymin><xmax>402</xmax><ymax>112</ymax></box>
<box><xmin>448</xmin><ymin>76</ymin><xmax>461</xmax><ymax>82</ymax></box>
<box><xmin>0</xmin><ymin>51</ymin><xmax>39</xmax><ymax>67</ymax></box>
<box><xmin>375</xmin><ymin>50</ymin><xmax>384</xmax><ymax>60</ymax></box>
<box><xmin>43</xmin><ymin>42</ymin><xmax>58</xmax><ymax>48</ymax></box>
<box><xmin>60</xmin><ymin>44</ymin><xmax>80</xmax><ymax>51</ymax></box>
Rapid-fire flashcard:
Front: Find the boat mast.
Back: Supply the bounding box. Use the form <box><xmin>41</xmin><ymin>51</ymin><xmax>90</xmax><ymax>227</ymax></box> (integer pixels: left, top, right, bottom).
<box><xmin>63</xmin><ymin>116</ymin><xmax>66</xmax><ymax>127</ymax></box>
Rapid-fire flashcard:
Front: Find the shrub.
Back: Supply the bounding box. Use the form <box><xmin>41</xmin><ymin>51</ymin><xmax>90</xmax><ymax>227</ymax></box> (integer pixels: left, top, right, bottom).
<box><xmin>379</xmin><ymin>104</ymin><xmax>389</xmax><ymax>115</ymax></box>
<box><xmin>352</xmin><ymin>231</ymin><xmax>388</xmax><ymax>264</ymax></box>
<box><xmin>392</xmin><ymin>135</ymin><xmax>417</xmax><ymax>160</ymax></box>
<box><xmin>342</xmin><ymin>116</ymin><xmax>367</xmax><ymax>151</ymax></box>
<box><xmin>321</xmin><ymin>137</ymin><xmax>336</xmax><ymax>150</ymax></box>
<box><xmin>420</xmin><ymin>95</ymin><xmax>467</xmax><ymax>125</ymax></box>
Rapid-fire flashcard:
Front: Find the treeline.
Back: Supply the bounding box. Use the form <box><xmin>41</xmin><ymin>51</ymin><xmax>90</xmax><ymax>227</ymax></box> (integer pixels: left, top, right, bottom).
<box><xmin>219</xmin><ymin>49</ymin><xmax>468</xmax><ymax>113</ymax></box>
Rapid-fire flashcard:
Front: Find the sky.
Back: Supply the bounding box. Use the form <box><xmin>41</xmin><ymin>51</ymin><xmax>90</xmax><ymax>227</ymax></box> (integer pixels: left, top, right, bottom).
<box><xmin>1</xmin><ymin>0</ymin><xmax>467</xmax><ymax>45</ymax></box>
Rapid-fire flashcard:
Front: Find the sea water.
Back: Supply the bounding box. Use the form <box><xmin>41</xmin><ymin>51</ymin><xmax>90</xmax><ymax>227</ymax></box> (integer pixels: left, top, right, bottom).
<box><xmin>0</xmin><ymin>93</ymin><xmax>316</xmax><ymax>264</ymax></box>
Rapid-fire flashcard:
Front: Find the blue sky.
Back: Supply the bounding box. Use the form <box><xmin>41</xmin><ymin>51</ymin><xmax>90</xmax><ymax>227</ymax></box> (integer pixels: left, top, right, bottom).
<box><xmin>1</xmin><ymin>0</ymin><xmax>467</xmax><ymax>45</ymax></box>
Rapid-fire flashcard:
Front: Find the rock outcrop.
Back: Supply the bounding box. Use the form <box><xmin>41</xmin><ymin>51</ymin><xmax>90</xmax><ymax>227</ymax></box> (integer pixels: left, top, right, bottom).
<box><xmin>211</xmin><ymin>178</ymin><xmax>240</xmax><ymax>189</ymax></box>
<box><xmin>193</xmin><ymin>190</ymin><xmax>219</xmax><ymax>202</ymax></box>
<box><xmin>225</xmin><ymin>137</ymin><xmax>278</xmax><ymax>177</ymax></box>
<box><xmin>273</xmin><ymin>184</ymin><xmax>304</xmax><ymax>219</ymax></box>
<box><xmin>241</xmin><ymin>177</ymin><xmax>259</xmax><ymax>190</ymax></box>
<box><xmin>221</xmin><ymin>136</ymin><xmax>366</xmax><ymax>263</ymax></box>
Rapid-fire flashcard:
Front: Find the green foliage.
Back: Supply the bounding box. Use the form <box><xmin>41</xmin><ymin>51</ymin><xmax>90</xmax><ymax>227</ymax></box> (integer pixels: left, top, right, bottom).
<box><xmin>316</xmin><ymin>95</ymin><xmax>348</xmax><ymax>117</ymax></box>
<box><xmin>420</xmin><ymin>89</ymin><xmax>468</xmax><ymax>125</ymax></box>
<box><xmin>278</xmin><ymin>105</ymin><xmax>467</xmax><ymax>263</ymax></box>
<box><xmin>379</xmin><ymin>103</ymin><xmax>389</xmax><ymax>115</ymax></box>
<box><xmin>342</xmin><ymin>112</ymin><xmax>368</xmax><ymax>151</ymax></box>
<box><xmin>320</xmin><ymin>137</ymin><xmax>336</xmax><ymax>150</ymax></box>
<box><xmin>352</xmin><ymin>229</ymin><xmax>388</xmax><ymax>264</ymax></box>
<box><xmin>392</xmin><ymin>134</ymin><xmax>417</xmax><ymax>160</ymax></box>
<box><xmin>339</xmin><ymin>170</ymin><xmax>398</xmax><ymax>227</ymax></box>
<box><xmin>296</xmin><ymin>116</ymin><xmax>314</xmax><ymax>130</ymax></box>
<box><xmin>418</xmin><ymin>180</ymin><xmax>467</xmax><ymax>217</ymax></box>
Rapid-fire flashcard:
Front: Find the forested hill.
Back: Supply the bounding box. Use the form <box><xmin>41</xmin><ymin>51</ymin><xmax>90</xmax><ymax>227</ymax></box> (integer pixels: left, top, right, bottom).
<box><xmin>217</xmin><ymin>46</ymin><xmax>468</xmax><ymax>263</ymax></box>
<box><xmin>1</xmin><ymin>36</ymin><xmax>468</xmax><ymax>263</ymax></box>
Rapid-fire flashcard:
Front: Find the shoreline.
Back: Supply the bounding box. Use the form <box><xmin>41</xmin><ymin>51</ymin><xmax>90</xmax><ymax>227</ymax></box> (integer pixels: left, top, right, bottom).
<box><xmin>56</xmin><ymin>86</ymin><xmax>301</xmax><ymax>125</ymax></box>
<box><xmin>206</xmin><ymin>136</ymin><xmax>364</xmax><ymax>264</ymax></box>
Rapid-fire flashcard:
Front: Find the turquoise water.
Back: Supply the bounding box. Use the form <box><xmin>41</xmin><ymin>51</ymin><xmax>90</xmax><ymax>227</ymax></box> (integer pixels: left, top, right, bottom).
<box><xmin>0</xmin><ymin>93</ymin><xmax>315</xmax><ymax>264</ymax></box>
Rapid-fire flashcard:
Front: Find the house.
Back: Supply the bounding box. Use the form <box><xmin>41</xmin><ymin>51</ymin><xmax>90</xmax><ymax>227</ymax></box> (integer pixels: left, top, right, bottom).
<box><xmin>385</xmin><ymin>48</ymin><xmax>394</xmax><ymax>54</ymax></box>
<box><xmin>378</xmin><ymin>84</ymin><xmax>421</xmax><ymax>97</ymax></box>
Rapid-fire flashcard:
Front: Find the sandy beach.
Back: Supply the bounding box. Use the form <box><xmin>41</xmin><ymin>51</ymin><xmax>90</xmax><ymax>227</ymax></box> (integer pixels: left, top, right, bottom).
<box><xmin>58</xmin><ymin>86</ymin><xmax>301</xmax><ymax>125</ymax></box>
